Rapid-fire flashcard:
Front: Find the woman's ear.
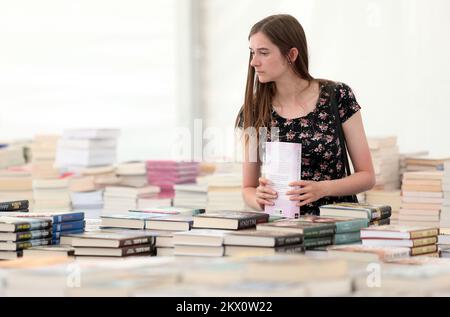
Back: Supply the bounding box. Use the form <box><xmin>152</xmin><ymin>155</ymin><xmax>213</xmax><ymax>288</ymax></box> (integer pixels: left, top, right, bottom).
<box><xmin>288</xmin><ymin>47</ymin><xmax>299</xmax><ymax>64</ymax></box>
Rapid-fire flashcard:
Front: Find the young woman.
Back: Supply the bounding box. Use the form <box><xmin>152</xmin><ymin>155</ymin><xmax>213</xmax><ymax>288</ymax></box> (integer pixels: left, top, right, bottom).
<box><xmin>236</xmin><ymin>14</ymin><xmax>375</xmax><ymax>215</ymax></box>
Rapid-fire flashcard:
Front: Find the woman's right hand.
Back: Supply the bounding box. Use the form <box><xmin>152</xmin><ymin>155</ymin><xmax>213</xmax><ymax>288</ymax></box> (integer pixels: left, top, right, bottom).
<box><xmin>256</xmin><ymin>177</ymin><xmax>278</xmax><ymax>209</ymax></box>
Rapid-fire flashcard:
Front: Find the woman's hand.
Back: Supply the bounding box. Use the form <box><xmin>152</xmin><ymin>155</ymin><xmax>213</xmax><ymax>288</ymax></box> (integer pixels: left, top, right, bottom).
<box><xmin>256</xmin><ymin>177</ymin><xmax>278</xmax><ymax>209</ymax></box>
<box><xmin>287</xmin><ymin>180</ymin><xmax>331</xmax><ymax>207</ymax></box>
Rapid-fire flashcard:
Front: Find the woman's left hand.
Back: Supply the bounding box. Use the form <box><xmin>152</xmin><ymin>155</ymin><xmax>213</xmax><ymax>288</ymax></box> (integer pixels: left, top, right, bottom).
<box><xmin>286</xmin><ymin>180</ymin><xmax>331</xmax><ymax>207</ymax></box>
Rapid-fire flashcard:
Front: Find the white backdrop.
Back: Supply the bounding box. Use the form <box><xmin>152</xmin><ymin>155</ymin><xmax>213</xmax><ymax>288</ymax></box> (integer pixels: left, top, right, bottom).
<box><xmin>202</xmin><ymin>0</ymin><xmax>450</xmax><ymax>158</ymax></box>
<box><xmin>1</xmin><ymin>0</ymin><xmax>449</xmax><ymax>163</ymax></box>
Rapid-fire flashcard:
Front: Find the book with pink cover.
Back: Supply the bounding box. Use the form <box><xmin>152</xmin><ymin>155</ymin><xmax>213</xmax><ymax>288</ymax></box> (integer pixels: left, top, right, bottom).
<box><xmin>264</xmin><ymin>142</ymin><xmax>302</xmax><ymax>219</ymax></box>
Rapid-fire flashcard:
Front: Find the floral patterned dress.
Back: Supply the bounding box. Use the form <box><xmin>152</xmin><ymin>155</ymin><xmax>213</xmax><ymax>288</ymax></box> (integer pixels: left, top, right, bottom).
<box><xmin>267</xmin><ymin>80</ymin><xmax>361</xmax><ymax>215</ymax></box>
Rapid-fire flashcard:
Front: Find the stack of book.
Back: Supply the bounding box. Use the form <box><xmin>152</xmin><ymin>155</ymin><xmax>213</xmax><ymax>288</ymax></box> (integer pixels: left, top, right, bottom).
<box><xmin>30</xmin><ymin>135</ymin><xmax>60</xmax><ymax>179</ymax></box>
<box><xmin>223</xmin><ymin>230</ymin><xmax>304</xmax><ymax>257</ymax></box>
<box><xmin>0</xmin><ymin>200</ymin><xmax>30</xmax><ymax>213</ymax></box>
<box><xmin>0</xmin><ymin>216</ymin><xmax>52</xmax><ymax>260</ymax></box>
<box><xmin>319</xmin><ymin>203</ymin><xmax>392</xmax><ymax>227</ymax></box>
<box><xmin>399</xmin><ymin>151</ymin><xmax>429</xmax><ymax>184</ymax></box>
<box><xmin>173</xmin><ymin>229</ymin><xmax>230</xmax><ymax>257</ymax></box>
<box><xmin>0</xmin><ymin>167</ymin><xmax>33</xmax><ymax>210</ymax></box>
<box><xmin>69</xmin><ymin>165</ymin><xmax>119</xmax><ymax>192</ymax></box>
<box><xmin>116</xmin><ymin>161</ymin><xmax>148</xmax><ymax>188</ymax></box>
<box><xmin>360</xmin><ymin>225</ymin><xmax>439</xmax><ymax>257</ymax></box>
<box><xmin>0</xmin><ymin>211</ymin><xmax>85</xmax><ymax>245</ymax></box>
<box><xmin>173</xmin><ymin>184</ymin><xmax>208</xmax><ymax>209</ymax></box>
<box><xmin>256</xmin><ymin>218</ymin><xmax>335</xmax><ymax>250</ymax></box>
<box><xmin>365</xmin><ymin>190</ymin><xmax>401</xmax><ymax>225</ymax></box>
<box><xmin>0</xmin><ymin>145</ymin><xmax>26</xmax><ymax>170</ymax></box>
<box><xmin>70</xmin><ymin>190</ymin><xmax>103</xmax><ymax>216</ymax></box>
<box><xmin>102</xmin><ymin>185</ymin><xmax>160</xmax><ymax>215</ymax></box>
<box><xmin>32</xmin><ymin>178</ymin><xmax>71</xmax><ymax>212</ymax></box>
<box><xmin>368</xmin><ymin>136</ymin><xmax>400</xmax><ymax>190</ymax></box>
<box><xmin>297</xmin><ymin>215</ymin><xmax>369</xmax><ymax>245</ymax></box>
<box><xmin>197</xmin><ymin>173</ymin><xmax>246</xmax><ymax>212</ymax></box>
<box><xmin>399</xmin><ymin>171</ymin><xmax>444</xmax><ymax>228</ymax></box>
<box><xmin>55</xmin><ymin>129</ymin><xmax>120</xmax><ymax>169</ymax></box>
<box><xmin>403</xmin><ymin>157</ymin><xmax>450</xmax><ymax>172</ymax></box>
<box><xmin>71</xmin><ymin>231</ymin><xmax>155</xmax><ymax>257</ymax></box>
<box><xmin>441</xmin><ymin>161</ymin><xmax>450</xmax><ymax>232</ymax></box>
<box><xmin>137</xmin><ymin>191</ymin><xmax>173</xmax><ymax>209</ymax></box>
<box><xmin>146</xmin><ymin>161</ymin><xmax>200</xmax><ymax>191</ymax></box>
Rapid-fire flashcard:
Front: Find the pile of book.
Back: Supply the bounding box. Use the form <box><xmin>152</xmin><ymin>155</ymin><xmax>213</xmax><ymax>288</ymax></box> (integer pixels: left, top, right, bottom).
<box><xmin>146</xmin><ymin>161</ymin><xmax>199</xmax><ymax>191</ymax></box>
<box><xmin>197</xmin><ymin>172</ymin><xmax>246</xmax><ymax>212</ymax></box>
<box><xmin>256</xmin><ymin>218</ymin><xmax>335</xmax><ymax>250</ymax></box>
<box><xmin>223</xmin><ymin>230</ymin><xmax>304</xmax><ymax>257</ymax></box>
<box><xmin>30</xmin><ymin>134</ymin><xmax>60</xmax><ymax>179</ymax></box>
<box><xmin>102</xmin><ymin>185</ymin><xmax>160</xmax><ymax>215</ymax></box>
<box><xmin>173</xmin><ymin>184</ymin><xmax>208</xmax><ymax>209</ymax></box>
<box><xmin>360</xmin><ymin>225</ymin><xmax>439</xmax><ymax>257</ymax></box>
<box><xmin>172</xmin><ymin>211</ymin><xmax>270</xmax><ymax>257</ymax></box>
<box><xmin>0</xmin><ymin>144</ymin><xmax>26</xmax><ymax>170</ymax></box>
<box><xmin>368</xmin><ymin>136</ymin><xmax>400</xmax><ymax>190</ymax></box>
<box><xmin>0</xmin><ymin>211</ymin><xmax>86</xmax><ymax>246</ymax></box>
<box><xmin>70</xmin><ymin>231</ymin><xmax>155</xmax><ymax>258</ymax></box>
<box><xmin>55</xmin><ymin>128</ymin><xmax>120</xmax><ymax>169</ymax></box>
<box><xmin>0</xmin><ymin>167</ymin><xmax>33</xmax><ymax>210</ymax></box>
<box><xmin>0</xmin><ymin>216</ymin><xmax>52</xmax><ymax>260</ymax></box>
<box><xmin>365</xmin><ymin>190</ymin><xmax>401</xmax><ymax>225</ymax></box>
<box><xmin>399</xmin><ymin>171</ymin><xmax>444</xmax><ymax>228</ymax></box>
<box><xmin>399</xmin><ymin>151</ymin><xmax>428</xmax><ymax>183</ymax></box>
<box><xmin>298</xmin><ymin>215</ymin><xmax>369</xmax><ymax>246</ymax></box>
<box><xmin>32</xmin><ymin>178</ymin><xmax>71</xmax><ymax>212</ymax></box>
<box><xmin>116</xmin><ymin>161</ymin><xmax>148</xmax><ymax>188</ymax></box>
<box><xmin>319</xmin><ymin>203</ymin><xmax>392</xmax><ymax>227</ymax></box>
<box><xmin>403</xmin><ymin>157</ymin><xmax>450</xmax><ymax>172</ymax></box>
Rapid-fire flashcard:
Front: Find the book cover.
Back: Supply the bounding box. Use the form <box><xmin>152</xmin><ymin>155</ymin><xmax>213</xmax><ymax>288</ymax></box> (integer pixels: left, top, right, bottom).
<box><xmin>0</xmin><ymin>229</ymin><xmax>52</xmax><ymax>242</ymax></box>
<box><xmin>264</xmin><ymin>142</ymin><xmax>302</xmax><ymax>219</ymax></box>
<box><xmin>0</xmin><ymin>238</ymin><xmax>52</xmax><ymax>251</ymax></box>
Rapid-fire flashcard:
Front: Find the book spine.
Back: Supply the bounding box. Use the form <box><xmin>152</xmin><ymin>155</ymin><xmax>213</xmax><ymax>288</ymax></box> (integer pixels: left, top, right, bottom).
<box><xmin>304</xmin><ymin>225</ymin><xmax>336</xmax><ymax>239</ymax></box>
<box><xmin>121</xmin><ymin>245</ymin><xmax>153</xmax><ymax>256</ymax></box>
<box><xmin>410</xmin><ymin>244</ymin><xmax>438</xmax><ymax>256</ymax></box>
<box><xmin>13</xmin><ymin>223</ymin><xmax>32</xmax><ymax>232</ymax></box>
<box><xmin>335</xmin><ymin>220</ymin><xmax>369</xmax><ymax>234</ymax></box>
<box><xmin>412</xmin><ymin>237</ymin><xmax>438</xmax><ymax>247</ymax></box>
<box><xmin>274</xmin><ymin>235</ymin><xmax>303</xmax><ymax>247</ymax></box>
<box><xmin>119</xmin><ymin>237</ymin><xmax>153</xmax><ymax>247</ymax></box>
<box><xmin>410</xmin><ymin>229</ymin><xmax>439</xmax><ymax>239</ymax></box>
<box><xmin>333</xmin><ymin>232</ymin><xmax>361</xmax><ymax>245</ymax></box>
<box><xmin>52</xmin><ymin>213</ymin><xmax>85</xmax><ymax>224</ymax></box>
<box><xmin>16</xmin><ymin>238</ymin><xmax>52</xmax><ymax>251</ymax></box>
<box><xmin>29</xmin><ymin>220</ymin><xmax>52</xmax><ymax>231</ymax></box>
<box><xmin>16</xmin><ymin>230</ymin><xmax>52</xmax><ymax>242</ymax></box>
<box><xmin>304</xmin><ymin>236</ymin><xmax>333</xmax><ymax>249</ymax></box>
<box><xmin>53</xmin><ymin>220</ymin><xmax>85</xmax><ymax>232</ymax></box>
<box><xmin>237</xmin><ymin>218</ymin><xmax>258</xmax><ymax>230</ymax></box>
<box><xmin>0</xmin><ymin>200</ymin><xmax>29</xmax><ymax>211</ymax></box>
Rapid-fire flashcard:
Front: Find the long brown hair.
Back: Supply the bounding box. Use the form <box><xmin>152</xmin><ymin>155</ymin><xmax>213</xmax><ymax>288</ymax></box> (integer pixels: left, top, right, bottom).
<box><xmin>236</xmin><ymin>14</ymin><xmax>314</xmax><ymax>131</ymax></box>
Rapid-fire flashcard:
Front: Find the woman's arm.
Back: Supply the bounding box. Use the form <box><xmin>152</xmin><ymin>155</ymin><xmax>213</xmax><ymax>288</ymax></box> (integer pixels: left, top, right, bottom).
<box><xmin>322</xmin><ymin>111</ymin><xmax>376</xmax><ymax>196</ymax></box>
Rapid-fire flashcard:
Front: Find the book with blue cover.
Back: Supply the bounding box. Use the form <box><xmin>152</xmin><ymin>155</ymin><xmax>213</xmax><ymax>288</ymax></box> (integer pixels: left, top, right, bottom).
<box><xmin>53</xmin><ymin>220</ymin><xmax>85</xmax><ymax>232</ymax></box>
